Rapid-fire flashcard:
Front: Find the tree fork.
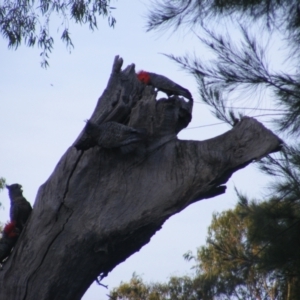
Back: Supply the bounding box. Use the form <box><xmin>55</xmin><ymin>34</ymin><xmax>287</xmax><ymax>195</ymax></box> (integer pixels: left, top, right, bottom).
<box><xmin>0</xmin><ymin>56</ymin><xmax>282</xmax><ymax>300</ymax></box>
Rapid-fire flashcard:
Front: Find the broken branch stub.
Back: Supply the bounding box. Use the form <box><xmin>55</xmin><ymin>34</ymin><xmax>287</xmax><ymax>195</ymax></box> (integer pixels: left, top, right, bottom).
<box><xmin>0</xmin><ymin>56</ymin><xmax>282</xmax><ymax>300</ymax></box>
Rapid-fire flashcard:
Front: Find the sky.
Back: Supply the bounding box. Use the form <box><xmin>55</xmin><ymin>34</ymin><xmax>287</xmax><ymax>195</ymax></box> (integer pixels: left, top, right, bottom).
<box><xmin>0</xmin><ymin>1</ymin><xmax>274</xmax><ymax>299</ymax></box>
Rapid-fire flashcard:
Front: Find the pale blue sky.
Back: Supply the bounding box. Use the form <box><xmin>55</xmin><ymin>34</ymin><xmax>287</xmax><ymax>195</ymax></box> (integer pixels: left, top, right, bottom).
<box><xmin>0</xmin><ymin>1</ymin><xmax>272</xmax><ymax>299</ymax></box>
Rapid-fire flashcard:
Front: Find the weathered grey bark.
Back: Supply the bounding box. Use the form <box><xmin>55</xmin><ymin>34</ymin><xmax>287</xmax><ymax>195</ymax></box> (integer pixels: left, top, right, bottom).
<box><xmin>0</xmin><ymin>56</ymin><xmax>282</xmax><ymax>300</ymax></box>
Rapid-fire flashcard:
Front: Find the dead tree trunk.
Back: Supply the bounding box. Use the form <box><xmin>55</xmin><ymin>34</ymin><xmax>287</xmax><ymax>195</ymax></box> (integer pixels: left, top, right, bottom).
<box><xmin>0</xmin><ymin>56</ymin><xmax>282</xmax><ymax>300</ymax></box>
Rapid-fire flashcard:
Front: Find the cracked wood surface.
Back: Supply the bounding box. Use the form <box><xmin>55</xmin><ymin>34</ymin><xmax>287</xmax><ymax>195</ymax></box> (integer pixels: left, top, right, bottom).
<box><xmin>0</xmin><ymin>56</ymin><xmax>282</xmax><ymax>300</ymax></box>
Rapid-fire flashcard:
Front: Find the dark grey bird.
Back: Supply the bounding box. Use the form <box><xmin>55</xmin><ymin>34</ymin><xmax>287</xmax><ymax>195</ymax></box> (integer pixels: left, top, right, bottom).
<box><xmin>84</xmin><ymin>120</ymin><xmax>146</xmax><ymax>150</ymax></box>
<box><xmin>6</xmin><ymin>184</ymin><xmax>32</xmax><ymax>231</ymax></box>
<box><xmin>137</xmin><ymin>70</ymin><xmax>193</xmax><ymax>101</ymax></box>
<box><xmin>0</xmin><ymin>221</ymin><xmax>19</xmax><ymax>263</ymax></box>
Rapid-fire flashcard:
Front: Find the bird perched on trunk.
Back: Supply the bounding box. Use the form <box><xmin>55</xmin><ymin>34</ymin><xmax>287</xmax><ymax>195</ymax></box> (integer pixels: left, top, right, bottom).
<box><xmin>6</xmin><ymin>184</ymin><xmax>32</xmax><ymax>231</ymax></box>
<box><xmin>81</xmin><ymin>120</ymin><xmax>146</xmax><ymax>153</ymax></box>
<box><xmin>0</xmin><ymin>221</ymin><xmax>19</xmax><ymax>263</ymax></box>
<box><xmin>137</xmin><ymin>70</ymin><xmax>193</xmax><ymax>101</ymax></box>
